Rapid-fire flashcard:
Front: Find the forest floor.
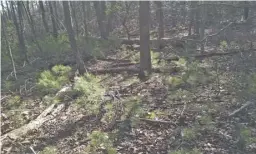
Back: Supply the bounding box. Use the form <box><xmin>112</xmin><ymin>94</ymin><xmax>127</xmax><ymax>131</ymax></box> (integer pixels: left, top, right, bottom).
<box><xmin>1</xmin><ymin>33</ymin><xmax>256</xmax><ymax>154</ymax></box>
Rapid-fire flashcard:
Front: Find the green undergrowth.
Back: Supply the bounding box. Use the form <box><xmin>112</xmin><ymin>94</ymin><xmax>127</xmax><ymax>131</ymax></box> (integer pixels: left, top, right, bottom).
<box><xmin>30</xmin><ymin>34</ymin><xmax>70</xmax><ymax>56</ymax></box>
<box><xmin>36</xmin><ymin>64</ymin><xmax>106</xmax><ymax>114</ymax></box>
<box><xmin>77</xmin><ymin>36</ymin><xmax>121</xmax><ymax>58</ymax></box>
<box><xmin>248</xmin><ymin>73</ymin><xmax>256</xmax><ymax>98</ymax></box>
<box><xmin>238</xmin><ymin>125</ymin><xmax>256</xmax><ymax>146</ymax></box>
<box><xmin>74</xmin><ymin>73</ymin><xmax>105</xmax><ymax>115</ymax></box>
<box><xmin>85</xmin><ymin>131</ymin><xmax>117</xmax><ymax>154</ymax></box>
<box><xmin>2</xmin><ymin>96</ymin><xmax>34</xmax><ymax>131</ymax></box>
<box><xmin>129</xmin><ymin>50</ymin><xmax>161</xmax><ymax>66</ymax></box>
<box><xmin>169</xmin><ymin>148</ymin><xmax>202</xmax><ymax>154</ymax></box>
<box><xmin>38</xmin><ymin>146</ymin><xmax>58</xmax><ymax>154</ymax></box>
<box><xmin>121</xmin><ymin>96</ymin><xmax>144</xmax><ymax>120</ymax></box>
<box><xmin>37</xmin><ymin>65</ymin><xmax>72</xmax><ymax>95</ymax></box>
<box><xmin>164</xmin><ymin>59</ymin><xmax>214</xmax><ymax>90</ymax></box>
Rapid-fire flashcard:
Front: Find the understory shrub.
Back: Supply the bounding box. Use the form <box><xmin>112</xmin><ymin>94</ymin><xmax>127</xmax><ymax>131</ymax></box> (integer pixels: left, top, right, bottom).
<box><xmin>39</xmin><ymin>146</ymin><xmax>58</xmax><ymax>154</ymax></box>
<box><xmin>85</xmin><ymin>131</ymin><xmax>117</xmax><ymax>154</ymax></box>
<box><xmin>169</xmin><ymin>148</ymin><xmax>202</xmax><ymax>154</ymax></box>
<box><xmin>37</xmin><ymin>65</ymin><xmax>71</xmax><ymax>95</ymax></box>
<box><xmin>74</xmin><ymin>73</ymin><xmax>105</xmax><ymax>114</ymax></box>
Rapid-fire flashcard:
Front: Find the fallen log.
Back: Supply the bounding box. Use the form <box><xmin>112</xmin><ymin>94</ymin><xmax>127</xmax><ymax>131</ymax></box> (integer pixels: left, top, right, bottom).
<box><xmin>139</xmin><ymin>118</ymin><xmax>177</xmax><ymax>126</ymax></box>
<box><xmin>159</xmin><ymin>56</ymin><xmax>180</xmax><ymax>62</ymax></box>
<box><xmin>162</xmin><ymin>49</ymin><xmax>256</xmax><ymax>61</ymax></box>
<box><xmin>88</xmin><ymin>66</ymin><xmax>180</xmax><ymax>75</ymax></box>
<box><xmin>194</xmin><ymin>48</ymin><xmax>256</xmax><ymax>58</ymax></box>
<box><xmin>229</xmin><ymin>101</ymin><xmax>255</xmax><ymax>117</ymax></box>
<box><xmin>97</xmin><ymin>58</ymin><xmax>131</xmax><ymax>63</ymax></box>
<box><xmin>1</xmin><ymin>104</ymin><xmax>59</xmax><ymax>141</ymax></box>
<box><xmin>0</xmin><ymin>86</ymin><xmax>72</xmax><ymax>142</ymax></box>
<box><xmin>120</xmin><ymin>38</ymin><xmax>185</xmax><ymax>48</ymax></box>
<box><xmin>110</xmin><ymin>62</ymin><xmax>139</xmax><ymax>67</ymax></box>
<box><xmin>193</xmin><ymin>50</ymin><xmax>239</xmax><ymax>59</ymax></box>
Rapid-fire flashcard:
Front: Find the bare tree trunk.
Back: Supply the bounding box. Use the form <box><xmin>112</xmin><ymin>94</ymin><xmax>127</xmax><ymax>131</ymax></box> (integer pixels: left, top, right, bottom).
<box><xmin>23</xmin><ymin>1</ymin><xmax>43</xmax><ymax>53</ymax></box>
<box><xmin>155</xmin><ymin>1</ymin><xmax>164</xmax><ymax>39</ymax></box>
<box><xmin>86</xmin><ymin>2</ymin><xmax>91</xmax><ymax>21</ymax></box>
<box><xmin>39</xmin><ymin>1</ymin><xmax>49</xmax><ymax>33</ymax></box>
<box><xmin>82</xmin><ymin>2</ymin><xmax>88</xmax><ymax>37</ymax></box>
<box><xmin>49</xmin><ymin>1</ymin><xmax>58</xmax><ymax>38</ymax></box>
<box><xmin>17</xmin><ymin>1</ymin><xmax>24</xmax><ymax>32</ymax></box>
<box><xmin>122</xmin><ymin>2</ymin><xmax>132</xmax><ymax>40</ymax></box>
<box><xmin>194</xmin><ymin>2</ymin><xmax>200</xmax><ymax>35</ymax></box>
<box><xmin>2</xmin><ymin>13</ymin><xmax>17</xmax><ymax>80</ymax></box>
<box><xmin>181</xmin><ymin>1</ymin><xmax>187</xmax><ymax>25</ymax></box>
<box><xmin>107</xmin><ymin>1</ymin><xmax>116</xmax><ymax>35</ymax></box>
<box><xmin>70</xmin><ymin>1</ymin><xmax>79</xmax><ymax>38</ymax></box>
<box><xmin>93</xmin><ymin>1</ymin><xmax>107</xmax><ymax>39</ymax></box>
<box><xmin>52</xmin><ymin>1</ymin><xmax>59</xmax><ymax>30</ymax></box>
<box><xmin>101</xmin><ymin>1</ymin><xmax>108</xmax><ymax>37</ymax></box>
<box><xmin>188</xmin><ymin>1</ymin><xmax>196</xmax><ymax>36</ymax></box>
<box><xmin>11</xmin><ymin>1</ymin><xmax>29</xmax><ymax>63</ymax></box>
<box><xmin>200</xmin><ymin>2</ymin><xmax>206</xmax><ymax>53</ymax></box>
<box><xmin>5</xmin><ymin>1</ymin><xmax>12</xmax><ymax>20</ymax></box>
<box><xmin>155</xmin><ymin>1</ymin><xmax>164</xmax><ymax>50</ymax></box>
<box><xmin>1</xmin><ymin>1</ymin><xmax>8</xmax><ymax>20</ymax></box>
<box><xmin>139</xmin><ymin>1</ymin><xmax>151</xmax><ymax>79</ymax></box>
<box><xmin>243</xmin><ymin>1</ymin><xmax>249</xmax><ymax>20</ymax></box>
<box><xmin>31</xmin><ymin>1</ymin><xmax>36</xmax><ymax>15</ymax></box>
<box><xmin>62</xmin><ymin>1</ymin><xmax>85</xmax><ymax>74</ymax></box>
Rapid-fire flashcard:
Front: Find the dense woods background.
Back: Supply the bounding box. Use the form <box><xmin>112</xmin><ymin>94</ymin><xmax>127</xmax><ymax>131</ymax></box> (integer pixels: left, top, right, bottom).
<box><xmin>1</xmin><ymin>1</ymin><xmax>256</xmax><ymax>154</ymax></box>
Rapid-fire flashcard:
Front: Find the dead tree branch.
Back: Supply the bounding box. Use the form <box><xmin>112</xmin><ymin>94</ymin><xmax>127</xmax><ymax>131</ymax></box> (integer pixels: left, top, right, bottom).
<box><xmin>139</xmin><ymin>118</ymin><xmax>177</xmax><ymax>126</ymax></box>
<box><xmin>229</xmin><ymin>101</ymin><xmax>255</xmax><ymax>117</ymax></box>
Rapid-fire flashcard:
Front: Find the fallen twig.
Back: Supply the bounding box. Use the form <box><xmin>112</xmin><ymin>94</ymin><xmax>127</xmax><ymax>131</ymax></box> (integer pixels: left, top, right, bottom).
<box><xmin>229</xmin><ymin>101</ymin><xmax>255</xmax><ymax>117</ymax></box>
<box><xmin>139</xmin><ymin>118</ymin><xmax>177</xmax><ymax>126</ymax></box>
<box><xmin>1</xmin><ymin>95</ymin><xmax>10</xmax><ymax>101</ymax></box>
<box><xmin>29</xmin><ymin>146</ymin><xmax>37</xmax><ymax>154</ymax></box>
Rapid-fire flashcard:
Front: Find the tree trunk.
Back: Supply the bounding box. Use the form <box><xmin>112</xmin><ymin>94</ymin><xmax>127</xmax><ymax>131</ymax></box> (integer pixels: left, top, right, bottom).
<box><xmin>155</xmin><ymin>1</ymin><xmax>164</xmax><ymax>39</ymax></box>
<box><xmin>194</xmin><ymin>2</ymin><xmax>200</xmax><ymax>35</ymax></box>
<box><xmin>82</xmin><ymin>2</ymin><xmax>89</xmax><ymax>37</ymax></box>
<box><xmin>70</xmin><ymin>1</ymin><xmax>79</xmax><ymax>38</ymax></box>
<box><xmin>23</xmin><ymin>1</ymin><xmax>43</xmax><ymax>53</ymax></box>
<box><xmin>49</xmin><ymin>1</ymin><xmax>58</xmax><ymax>38</ymax></box>
<box><xmin>1</xmin><ymin>16</ymin><xmax>17</xmax><ymax>80</ymax></box>
<box><xmin>200</xmin><ymin>1</ymin><xmax>206</xmax><ymax>53</ymax></box>
<box><xmin>53</xmin><ymin>1</ymin><xmax>59</xmax><ymax>30</ymax></box>
<box><xmin>188</xmin><ymin>1</ymin><xmax>196</xmax><ymax>36</ymax></box>
<box><xmin>93</xmin><ymin>1</ymin><xmax>107</xmax><ymax>39</ymax></box>
<box><xmin>123</xmin><ymin>2</ymin><xmax>132</xmax><ymax>40</ymax></box>
<box><xmin>86</xmin><ymin>2</ymin><xmax>91</xmax><ymax>21</ymax></box>
<box><xmin>155</xmin><ymin>1</ymin><xmax>164</xmax><ymax>50</ymax></box>
<box><xmin>31</xmin><ymin>1</ymin><xmax>36</xmax><ymax>15</ymax></box>
<box><xmin>6</xmin><ymin>1</ymin><xmax>12</xmax><ymax>20</ymax></box>
<box><xmin>101</xmin><ymin>1</ymin><xmax>108</xmax><ymax>37</ymax></box>
<box><xmin>243</xmin><ymin>1</ymin><xmax>249</xmax><ymax>20</ymax></box>
<box><xmin>139</xmin><ymin>1</ymin><xmax>151</xmax><ymax>78</ymax></box>
<box><xmin>39</xmin><ymin>1</ymin><xmax>49</xmax><ymax>33</ymax></box>
<box><xmin>1</xmin><ymin>1</ymin><xmax>8</xmax><ymax>20</ymax></box>
<box><xmin>107</xmin><ymin>1</ymin><xmax>116</xmax><ymax>35</ymax></box>
<box><xmin>11</xmin><ymin>1</ymin><xmax>29</xmax><ymax>63</ymax></box>
<box><xmin>181</xmin><ymin>1</ymin><xmax>187</xmax><ymax>25</ymax></box>
<box><xmin>62</xmin><ymin>1</ymin><xmax>85</xmax><ymax>74</ymax></box>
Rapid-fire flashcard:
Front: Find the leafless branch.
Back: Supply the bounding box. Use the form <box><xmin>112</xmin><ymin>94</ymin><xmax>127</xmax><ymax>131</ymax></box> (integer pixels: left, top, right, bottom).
<box><xmin>229</xmin><ymin>101</ymin><xmax>255</xmax><ymax>117</ymax></box>
<box><xmin>29</xmin><ymin>146</ymin><xmax>37</xmax><ymax>154</ymax></box>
